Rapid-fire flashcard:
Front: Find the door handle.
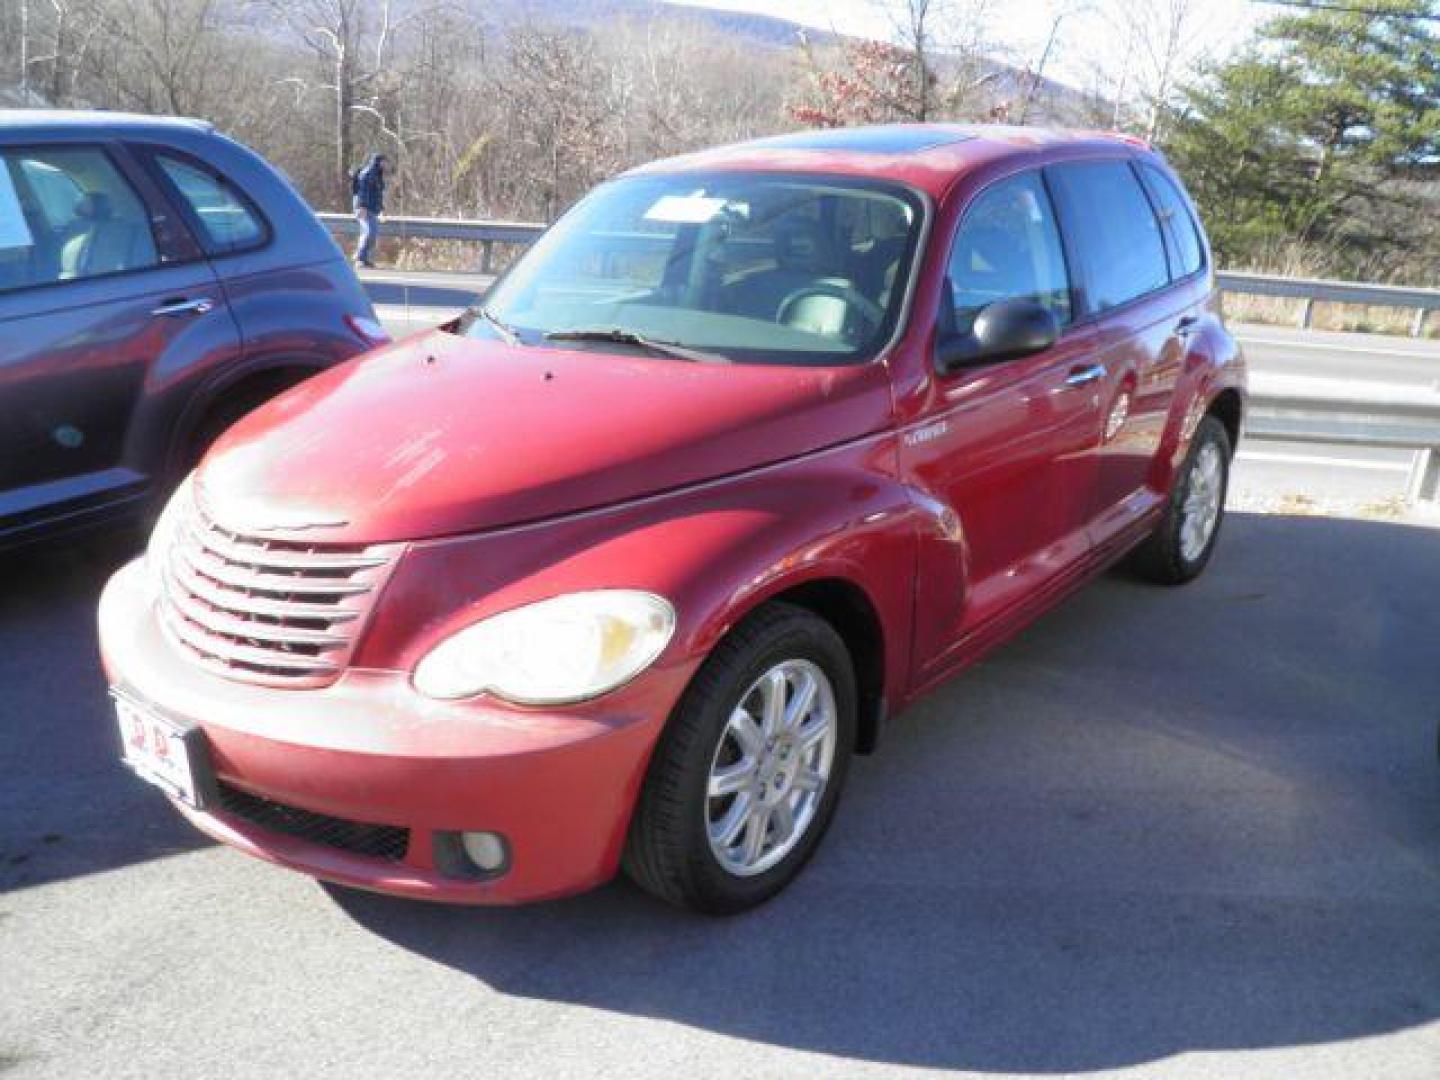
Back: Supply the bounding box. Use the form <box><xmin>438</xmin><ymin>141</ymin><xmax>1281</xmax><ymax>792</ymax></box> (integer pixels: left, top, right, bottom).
<box><xmin>1064</xmin><ymin>363</ymin><xmax>1107</xmax><ymax>387</ymax></box>
<box><xmin>151</xmin><ymin>297</ymin><xmax>215</xmax><ymax>317</ymax></box>
<box><xmin>1175</xmin><ymin>315</ymin><xmax>1201</xmax><ymax>337</ymax></box>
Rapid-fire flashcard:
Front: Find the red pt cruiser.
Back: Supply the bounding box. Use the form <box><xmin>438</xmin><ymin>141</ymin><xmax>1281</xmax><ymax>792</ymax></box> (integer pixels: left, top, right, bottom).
<box><xmin>99</xmin><ymin>125</ymin><xmax>1246</xmax><ymax>914</ymax></box>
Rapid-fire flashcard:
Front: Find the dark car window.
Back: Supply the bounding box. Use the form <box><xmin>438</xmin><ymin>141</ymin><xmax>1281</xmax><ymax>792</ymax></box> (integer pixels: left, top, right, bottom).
<box><xmin>946</xmin><ymin>170</ymin><xmax>1071</xmax><ymax>334</ymax></box>
<box><xmin>155</xmin><ymin>154</ymin><xmax>265</xmax><ymax>252</ymax></box>
<box><xmin>1047</xmin><ymin>160</ymin><xmax>1169</xmax><ymax>313</ymax></box>
<box><xmin>0</xmin><ymin>147</ymin><xmax>160</xmax><ymax>294</ymax></box>
<box><xmin>1139</xmin><ymin>164</ymin><xmax>1205</xmax><ymax>280</ymax></box>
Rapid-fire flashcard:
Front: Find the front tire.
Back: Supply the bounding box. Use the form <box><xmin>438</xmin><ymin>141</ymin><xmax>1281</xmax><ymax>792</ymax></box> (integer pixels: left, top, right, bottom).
<box><xmin>1129</xmin><ymin>414</ymin><xmax>1231</xmax><ymax>585</ymax></box>
<box><xmin>623</xmin><ymin>603</ymin><xmax>857</xmax><ymax>914</ymax></box>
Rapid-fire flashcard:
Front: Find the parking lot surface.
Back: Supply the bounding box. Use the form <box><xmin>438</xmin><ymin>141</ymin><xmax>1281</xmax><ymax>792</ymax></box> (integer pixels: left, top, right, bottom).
<box><xmin>2</xmin><ymin>511</ymin><xmax>1438</xmax><ymax>1079</ymax></box>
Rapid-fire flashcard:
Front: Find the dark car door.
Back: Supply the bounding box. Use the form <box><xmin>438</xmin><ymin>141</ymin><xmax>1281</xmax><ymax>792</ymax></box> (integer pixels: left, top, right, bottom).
<box><xmin>905</xmin><ymin>169</ymin><xmax>1102</xmax><ymax>681</ymax></box>
<box><xmin>0</xmin><ymin>141</ymin><xmax>240</xmax><ymax>529</ymax></box>
<box><xmin>1044</xmin><ymin>158</ymin><xmax>1192</xmax><ymax>549</ymax></box>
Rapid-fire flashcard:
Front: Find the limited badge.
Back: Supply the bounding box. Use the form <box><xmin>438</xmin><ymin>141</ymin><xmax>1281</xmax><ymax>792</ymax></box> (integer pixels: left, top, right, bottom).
<box><xmin>1104</xmin><ymin>392</ymin><xmax>1130</xmax><ymax>441</ymax></box>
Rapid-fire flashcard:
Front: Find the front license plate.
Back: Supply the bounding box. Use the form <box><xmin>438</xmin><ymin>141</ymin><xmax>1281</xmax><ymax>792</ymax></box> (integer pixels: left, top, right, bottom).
<box><xmin>113</xmin><ymin>691</ymin><xmax>207</xmax><ymax>809</ymax></box>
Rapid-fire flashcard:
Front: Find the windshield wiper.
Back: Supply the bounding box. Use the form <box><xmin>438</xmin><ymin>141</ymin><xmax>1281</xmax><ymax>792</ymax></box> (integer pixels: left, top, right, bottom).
<box><xmin>476</xmin><ymin>306</ymin><xmax>521</xmax><ymax>346</ymax></box>
<box><xmin>543</xmin><ymin>327</ymin><xmax>728</xmax><ymax>364</ymax></box>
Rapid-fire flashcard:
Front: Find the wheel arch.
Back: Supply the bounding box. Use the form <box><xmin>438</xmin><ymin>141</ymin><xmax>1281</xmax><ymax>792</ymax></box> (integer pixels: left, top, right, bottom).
<box><xmin>738</xmin><ymin>577</ymin><xmax>888</xmax><ymax>755</ymax></box>
<box><xmin>167</xmin><ymin>357</ymin><xmax>330</xmax><ymax>477</ymax></box>
<box><xmin>1206</xmin><ymin>386</ymin><xmax>1243</xmax><ymax>455</ymax></box>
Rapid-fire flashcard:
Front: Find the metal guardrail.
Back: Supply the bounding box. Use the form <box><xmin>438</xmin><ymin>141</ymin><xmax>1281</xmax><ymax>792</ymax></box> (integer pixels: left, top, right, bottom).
<box><xmin>1246</xmin><ymin>374</ymin><xmax>1440</xmax><ymax>505</ymax></box>
<box><xmin>317</xmin><ymin>212</ymin><xmax>544</xmax><ymax>273</ymax></box>
<box><xmin>1216</xmin><ymin>271</ymin><xmax>1440</xmax><ymax>337</ymax></box>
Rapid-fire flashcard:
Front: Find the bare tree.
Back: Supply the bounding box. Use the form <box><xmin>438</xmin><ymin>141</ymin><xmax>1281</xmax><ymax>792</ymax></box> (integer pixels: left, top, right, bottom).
<box><xmin>1079</xmin><ymin>0</ymin><xmax>1209</xmax><ymax>139</ymax></box>
<box><xmin>891</xmin><ymin>0</ymin><xmax>996</xmax><ymax>119</ymax></box>
<box><xmin>497</xmin><ymin>22</ymin><xmax>619</xmax><ymax>220</ymax></box>
<box><xmin>82</xmin><ymin>0</ymin><xmax>236</xmax><ymax>115</ymax></box>
<box><xmin>1015</xmin><ymin>10</ymin><xmax>1066</xmax><ymax>125</ymax></box>
<box><xmin>264</xmin><ymin>0</ymin><xmax>424</xmax><ymax>201</ymax></box>
<box><xmin>883</xmin><ymin>0</ymin><xmax>940</xmax><ymax>121</ymax></box>
<box><xmin>1136</xmin><ymin>0</ymin><xmax>1201</xmax><ymax>140</ymax></box>
<box><xmin>8</xmin><ymin>0</ymin><xmax>105</xmax><ymax>105</ymax></box>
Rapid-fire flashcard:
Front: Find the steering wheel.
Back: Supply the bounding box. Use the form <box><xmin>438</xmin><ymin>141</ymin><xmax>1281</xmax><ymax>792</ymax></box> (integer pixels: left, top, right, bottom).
<box><xmin>776</xmin><ymin>282</ymin><xmax>886</xmax><ymax>337</ymax></box>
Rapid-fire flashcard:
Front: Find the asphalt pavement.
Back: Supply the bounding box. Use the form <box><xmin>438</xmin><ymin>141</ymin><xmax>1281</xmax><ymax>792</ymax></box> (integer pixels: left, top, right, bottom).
<box><xmin>3</xmin><ymin>511</ymin><xmax>1438</xmax><ymax>1079</ymax></box>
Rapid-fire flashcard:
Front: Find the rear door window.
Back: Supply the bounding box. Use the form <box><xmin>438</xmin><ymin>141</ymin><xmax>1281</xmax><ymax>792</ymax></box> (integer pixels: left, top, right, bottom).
<box><xmin>945</xmin><ymin>170</ymin><xmax>1071</xmax><ymax>335</ymax></box>
<box><xmin>0</xmin><ymin>146</ymin><xmax>160</xmax><ymax>293</ymax></box>
<box><xmin>1047</xmin><ymin>160</ymin><xmax>1169</xmax><ymax>313</ymax></box>
<box><xmin>1139</xmin><ymin>164</ymin><xmax>1205</xmax><ymax>280</ymax></box>
<box><xmin>155</xmin><ymin>154</ymin><xmax>266</xmax><ymax>253</ymax></box>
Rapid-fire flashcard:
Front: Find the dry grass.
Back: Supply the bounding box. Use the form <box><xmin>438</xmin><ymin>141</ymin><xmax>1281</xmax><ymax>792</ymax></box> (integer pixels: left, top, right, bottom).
<box><xmin>1223</xmin><ymin>293</ymin><xmax>1435</xmax><ymax>338</ymax></box>
<box><xmin>1224</xmin><ymin>241</ymin><xmax>1438</xmax><ymax>338</ymax></box>
<box><xmin>344</xmin><ymin>234</ymin><xmax>525</xmax><ymax>276</ymax></box>
<box><xmin>1226</xmin><ymin>489</ymin><xmax>1434</xmax><ymax>526</ymax></box>
<box><xmin>1358</xmin><ymin>494</ymin><xmax>1411</xmax><ymax>520</ymax></box>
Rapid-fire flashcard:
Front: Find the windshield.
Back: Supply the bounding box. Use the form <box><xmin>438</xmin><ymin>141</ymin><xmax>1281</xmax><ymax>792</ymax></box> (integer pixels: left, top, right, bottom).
<box><xmin>466</xmin><ymin>172</ymin><xmax>925</xmax><ymax>366</ymax></box>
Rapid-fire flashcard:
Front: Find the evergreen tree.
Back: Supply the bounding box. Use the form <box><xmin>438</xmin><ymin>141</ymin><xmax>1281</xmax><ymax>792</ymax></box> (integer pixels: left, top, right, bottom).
<box><xmin>1164</xmin><ymin>0</ymin><xmax>1440</xmax><ymax>273</ymax></box>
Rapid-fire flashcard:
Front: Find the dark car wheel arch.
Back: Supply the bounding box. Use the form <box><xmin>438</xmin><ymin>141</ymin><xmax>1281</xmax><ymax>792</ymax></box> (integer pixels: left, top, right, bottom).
<box><xmin>165</xmin><ymin>359</ymin><xmax>330</xmax><ymax>484</ymax></box>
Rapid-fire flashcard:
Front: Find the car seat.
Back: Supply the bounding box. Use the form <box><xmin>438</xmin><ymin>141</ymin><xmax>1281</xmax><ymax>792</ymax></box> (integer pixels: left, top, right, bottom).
<box><xmin>59</xmin><ymin>192</ymin><xmax>157</xmax><ymax>279</ymax></box>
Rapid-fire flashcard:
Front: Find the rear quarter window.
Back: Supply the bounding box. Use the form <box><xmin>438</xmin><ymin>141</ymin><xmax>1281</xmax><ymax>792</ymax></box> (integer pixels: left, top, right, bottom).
<box><xmin>155</xmin><ymin>153</ymin><xmax>266</xmax><ymax>253</ymax></box>
<box><xmin>1139</xmin><ymin>164</ymin><xmax>1205</xmax><ymax>279</ymax></box>
<box><xmin>1047</xmin><ymin>160</ymin><xmax>1169</xmax><ymax>313</ymax></box>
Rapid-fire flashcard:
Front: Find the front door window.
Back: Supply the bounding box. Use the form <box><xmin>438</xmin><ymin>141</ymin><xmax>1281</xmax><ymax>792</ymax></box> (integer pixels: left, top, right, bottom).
<box><xmin>945</xmin><ymin>171</ymin><xmax>1071</xmax><ymax>335</ymax></box>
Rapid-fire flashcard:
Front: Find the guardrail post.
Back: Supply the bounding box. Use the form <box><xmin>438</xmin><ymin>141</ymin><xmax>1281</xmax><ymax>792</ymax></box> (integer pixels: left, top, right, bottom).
<box><xmin>480</xmin><ymin>240</ymin><xmax>494</xmax><ymax>275</ymax></box>
<box><xmin>1407</xmin><ymin>447</ymin><xmax>1439</xmax><ymax>505</ymax></box>
<box><xmin>1411</xmin><ymin>308</ymin><xmax>1429</xmax><ymax>338</ymax></box>
<box><xmin>1297</xmin><ymin>297</ymin><xmax>1315</xmax><ymax>329</ymax></box>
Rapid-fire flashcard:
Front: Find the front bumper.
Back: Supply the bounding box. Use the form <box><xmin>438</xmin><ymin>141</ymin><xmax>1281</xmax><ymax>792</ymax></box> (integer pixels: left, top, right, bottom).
<box><xmin>98</xmin><ymin>558</ymin><xmax>675</xmax><ymax>904</ymax></box>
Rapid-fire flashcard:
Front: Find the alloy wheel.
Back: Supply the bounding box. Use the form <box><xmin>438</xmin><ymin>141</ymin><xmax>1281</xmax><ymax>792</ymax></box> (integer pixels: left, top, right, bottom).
<box><xmin>705</xmin><ymin>658</ymin><xmax>838</xmax><ymax>877</ymax></box>
<box><xmin>1179</xmin><ymin>440</ymin><xmax>1224</xmax><ymax>562</ymax></box>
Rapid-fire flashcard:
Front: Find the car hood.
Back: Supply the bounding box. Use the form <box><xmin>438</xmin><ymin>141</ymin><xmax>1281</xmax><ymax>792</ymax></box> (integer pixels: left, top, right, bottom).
<box><xmin>197</xmin><ymin>330</ymin><xmax>895</xmax><ymax>543</ymax></box>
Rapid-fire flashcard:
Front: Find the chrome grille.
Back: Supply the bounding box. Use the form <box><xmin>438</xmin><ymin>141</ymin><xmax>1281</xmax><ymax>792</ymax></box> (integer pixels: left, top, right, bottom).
<box><xmin>158</xmin><ymin>492</ymin><xmax>400</xmax><ymax>688</ymax></box>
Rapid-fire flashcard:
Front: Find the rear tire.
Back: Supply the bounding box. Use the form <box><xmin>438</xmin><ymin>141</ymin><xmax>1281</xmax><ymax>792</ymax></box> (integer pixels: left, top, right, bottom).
<box><xmin>1128</xmin><ymin>414</ymin><xmax>1231</xmax><ymax>585</ymax></box>
<box><xmin>623</xmin><ymin>603</ymin><xmax>857</xmax><ymax>915</ymax></box>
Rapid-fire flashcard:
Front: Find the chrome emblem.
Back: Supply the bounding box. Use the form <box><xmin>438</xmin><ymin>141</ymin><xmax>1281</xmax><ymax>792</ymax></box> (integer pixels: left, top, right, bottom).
<box><xmin>904</xmin><ymin>420</ymin><xmax>949</xmax><ymax>447</ymax></box>
<box><xmin>1104</xmin><ymin>392</ymin><xmax>1130</xmax><ymax>441</ymax></box>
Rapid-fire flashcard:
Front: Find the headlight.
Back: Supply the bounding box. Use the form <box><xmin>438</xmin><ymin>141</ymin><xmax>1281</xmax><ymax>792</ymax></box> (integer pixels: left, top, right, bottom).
<box><xmin>145</xmin><ymin>475</ymin><xmax>192</xmax><ymax>597</ymax></box>
<box><xmin>412</xmin><ymin>590</ymin><xmax>676</xmax><ymax>705</ymax></box>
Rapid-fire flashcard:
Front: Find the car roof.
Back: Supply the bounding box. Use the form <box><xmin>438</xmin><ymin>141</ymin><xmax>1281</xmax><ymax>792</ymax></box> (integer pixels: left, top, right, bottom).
<box><xmin>0</xmin><ymin>109</ymin><xmax>215</xmax><ymax>142</ymax></box>
<box><xmin>628</xmin><ymin>123</ymin><xmax>1156</xmax><ymax>200</ymax></box>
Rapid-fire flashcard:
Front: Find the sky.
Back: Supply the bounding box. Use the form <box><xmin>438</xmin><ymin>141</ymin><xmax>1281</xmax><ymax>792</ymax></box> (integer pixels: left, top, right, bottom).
<box><xmin>664</xmin><ymin>0</ymin><xmax>1271</xmax><ymax>88</ymax></box>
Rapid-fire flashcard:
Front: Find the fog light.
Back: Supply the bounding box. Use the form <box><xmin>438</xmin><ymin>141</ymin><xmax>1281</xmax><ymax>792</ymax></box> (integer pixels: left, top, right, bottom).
<box><xmin>461</xmin><ymin>831</ymin><xmax>508</xmax><ymax>873</ymax></box>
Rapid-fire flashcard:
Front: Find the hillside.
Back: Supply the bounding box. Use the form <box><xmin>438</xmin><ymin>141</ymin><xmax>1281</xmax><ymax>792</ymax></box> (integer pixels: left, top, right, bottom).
<box><xmin>476</xmin><ymin>0</ymin><xmax>841</xmax><ymax>49</ymax></box>
<box><xmin>476</xmin><ymin>0</ymin><xmax>1089</xmax><ymax>122</ymax></box>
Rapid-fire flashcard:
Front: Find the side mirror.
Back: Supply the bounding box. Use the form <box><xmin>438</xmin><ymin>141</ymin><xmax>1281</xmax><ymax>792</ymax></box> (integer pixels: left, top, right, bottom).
<box><xmin>935</xmin><ymin>298</ymin><xmax>1060</xmax><ymax>374</ymax></box>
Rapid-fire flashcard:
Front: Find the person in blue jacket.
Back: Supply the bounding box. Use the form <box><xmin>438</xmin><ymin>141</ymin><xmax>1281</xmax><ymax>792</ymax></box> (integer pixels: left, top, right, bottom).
<box><xmin>351</xmin><ymin>153</ymin><xmax>387</xmax><ymax>268</ymax></box>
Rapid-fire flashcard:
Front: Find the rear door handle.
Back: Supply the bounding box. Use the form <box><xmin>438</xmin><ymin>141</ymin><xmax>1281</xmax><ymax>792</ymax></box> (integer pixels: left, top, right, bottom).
<box><xmin>151</xmin><ymin>297</ymin><xmax>215</xmax><ymax>317</ymax></box>
<box><xmin>1175</xmin><ymin>315</ymin><xmax>1201</xmax><ymax>337</ymax></box>
<box><xmin>1064</xmin><ymin>363</ymin><xmax>1107</xmax><ymax>387</ymax></box>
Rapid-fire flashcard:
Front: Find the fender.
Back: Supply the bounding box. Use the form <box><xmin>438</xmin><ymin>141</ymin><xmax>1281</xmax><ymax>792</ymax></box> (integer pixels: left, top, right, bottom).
<box><xmin>1150</xmin><ymin>302</ymin><xmax>1247</xmax><ymax>494</ymax></box>
<box><xmin>353</xmin><ymin>433</ymin><xmax>922</xmax><ymax>723</ymax></box>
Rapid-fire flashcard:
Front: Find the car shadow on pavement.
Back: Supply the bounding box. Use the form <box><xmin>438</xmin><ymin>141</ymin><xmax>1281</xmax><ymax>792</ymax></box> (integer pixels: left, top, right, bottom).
<box><xmin>0</xmin><ymin>532</ymin><xmax>213</xmax><ymax>893</ymax></box>
<box><xmin>332</xmin><ymin>511</ymin><xmax>1440</xmax><ymax>1073</ymax></box>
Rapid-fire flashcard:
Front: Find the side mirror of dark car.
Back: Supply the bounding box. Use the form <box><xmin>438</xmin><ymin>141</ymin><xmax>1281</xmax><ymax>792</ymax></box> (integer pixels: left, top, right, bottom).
<box><xmin>935</xmin><ymin>298</ymin><xmax>1061</xmax><ymax>375</ymax></box>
